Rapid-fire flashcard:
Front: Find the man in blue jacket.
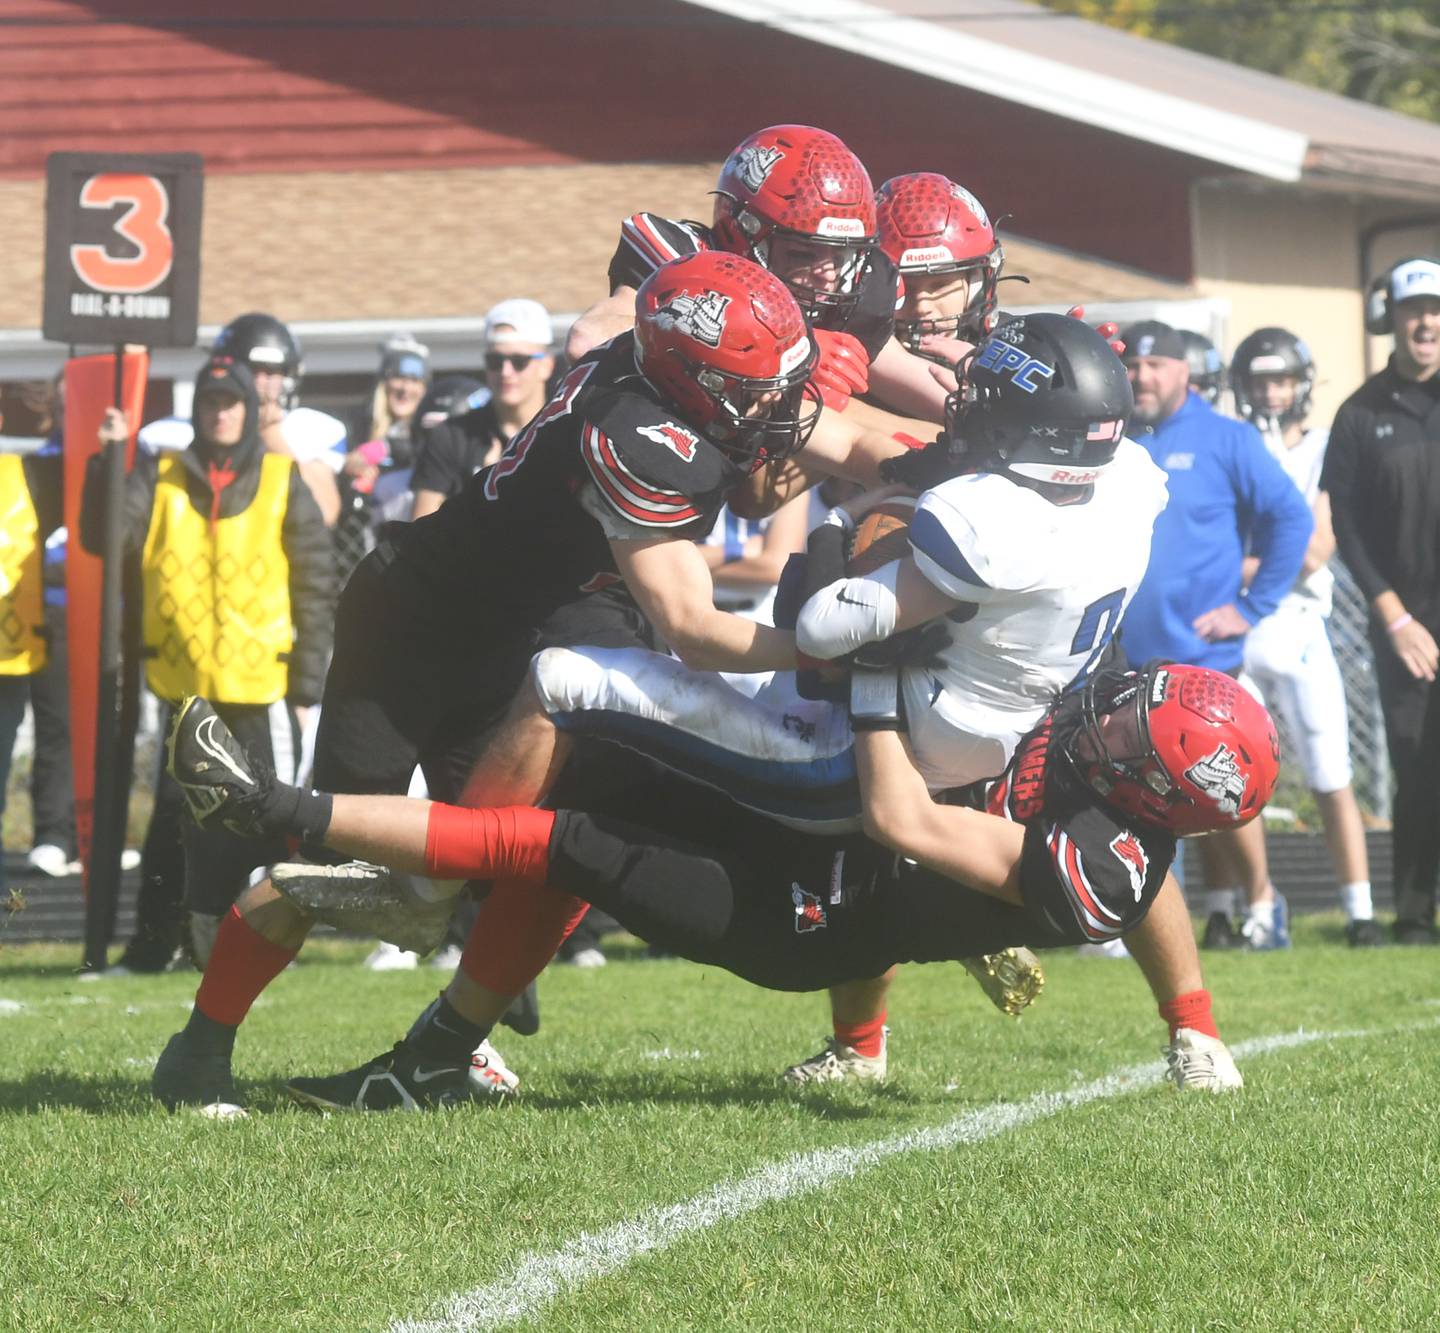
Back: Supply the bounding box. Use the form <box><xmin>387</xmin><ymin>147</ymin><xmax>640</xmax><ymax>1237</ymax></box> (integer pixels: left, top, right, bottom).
<box><xmin>1119</xmin><ymin>321</ymin><xmax>1312</xmax><ymax>950</ymax></box>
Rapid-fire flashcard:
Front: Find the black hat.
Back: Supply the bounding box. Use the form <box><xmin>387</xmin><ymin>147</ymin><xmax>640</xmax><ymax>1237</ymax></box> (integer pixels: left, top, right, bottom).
<box><xmin>1118</xmin><ymin>320</ymin><xmax>1187</xmax><ymax>362</ymax></box>
<box><xmin>194</xmin><ymin>354</ymin><xmax>253</xmax><ymax>401</ymax></box>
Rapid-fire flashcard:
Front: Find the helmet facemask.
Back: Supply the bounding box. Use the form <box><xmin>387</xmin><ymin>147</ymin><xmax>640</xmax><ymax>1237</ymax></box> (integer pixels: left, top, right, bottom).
<box><xmin>722</xmin><ymin>198</ymin><xmax>874</xmax><ymax>320</ymax></box>
<box><xmin>1071</xmin><ymin>668</ymin><xmax>1175</xmax><ymax>821</ymax></box>
<box><xmin>690</xmin><ymin>340</ymin><xmax>823</xmax><ymax>469</ymax></box>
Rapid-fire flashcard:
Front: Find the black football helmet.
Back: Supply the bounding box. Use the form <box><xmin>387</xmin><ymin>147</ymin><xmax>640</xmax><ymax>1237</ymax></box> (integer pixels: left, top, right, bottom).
<box><xmin>213</xmin><ymin>313</ymin><xmax>304</xmax><ymax>409</ymax></box>
<box><xmin>1230</xmin><ymin>327</ymin><xmax>1315</xmax><ymax>430</ymax></box>
<box><xmin>1179</xmin><ymin>330</ymin><xmax>1225</xmax><ymax>406</ymax></box>
<box><xmin>941</xmin><ymin>313</ymin><xmax>1133</xmax><ymax>486</ymax></box>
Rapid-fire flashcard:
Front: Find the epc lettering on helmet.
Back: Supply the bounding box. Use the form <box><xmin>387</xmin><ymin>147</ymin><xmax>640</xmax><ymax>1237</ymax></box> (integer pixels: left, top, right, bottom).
<box><xmin>976</xmin><ymin>338</ymin><xmax>1055</xmax><ymax>393</ymax></box>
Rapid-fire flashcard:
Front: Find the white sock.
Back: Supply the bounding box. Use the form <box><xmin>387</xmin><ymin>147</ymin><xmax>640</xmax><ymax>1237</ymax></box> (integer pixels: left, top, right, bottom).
<box><xmin>1203</xmin><ymin>888</ymin><xmax>1237</xmax><ymax>918</ymax></box>
<box><xmin>1340</xmin><ymin>881</ymin><xmax>1373</xmax><ymax>922</ymax></box>
<box><xmin>1244</xmin><ymin>896</ymin><xmax>1277</xmax><ymax>928</ymax></box>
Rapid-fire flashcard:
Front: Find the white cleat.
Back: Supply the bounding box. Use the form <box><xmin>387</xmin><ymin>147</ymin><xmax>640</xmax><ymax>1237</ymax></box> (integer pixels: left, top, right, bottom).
<box><xmin>469</xmin><ymin>1039</ymin><xmax>519</xmax><ymax>1097</ymax></box>
<box><xmin>1165</xmin><ymin>1027</ymin><xmax>1244</xmax><ymax>1092</ymax></box>
<box><xmin>364</xmin><ymin>942</ymin><xmax>419</xmax><ymax>972</ymax></box>
<box><xmin>781</xmin><ymin>1030</ymin><xmax>888</xmax><ymax>1085</ymax></box>
<box><xmin>271</xmin><ymin>861</ymin><xmax>461</xmax><ymax>956</ymax></box>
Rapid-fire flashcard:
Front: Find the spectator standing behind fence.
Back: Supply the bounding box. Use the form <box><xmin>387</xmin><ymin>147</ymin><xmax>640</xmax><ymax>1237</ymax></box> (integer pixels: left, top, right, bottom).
<box><xmin>334</xmin><ymin>335</ymin><xmax>431</xmax><ymax>581</ymax></box>
<box><xmin>82</xmin><ymin>358</ymin><xmax>336</xmax><ymax>966</ymax></box>
<box><xmin>410</xmin><ymin>300</ymin><xmax>556</xmax><ymax>519</ymax></box>
<box><xmin>1232</xmin><ymin>329</ymin><xmax>1380</xmax><ymax>947</ymax></box>
<box><xmin>1322</xmin><ymin>258</ymin><xmax>1440</xmax><ymax>947</ymax></box>
<box><xmin>1117</xmin><ymin>321</ymin><xmax>1312</xmax><ymax>951</ymax></box>
<box><xmin>0</xmin><ymin>380</ymin><xmax>80</xmax><ymax>879</ymax></box>
<box><xmin>0</xmin><ymin>398</ymin><xmax>62</xmax><ymax>901</ymax></box>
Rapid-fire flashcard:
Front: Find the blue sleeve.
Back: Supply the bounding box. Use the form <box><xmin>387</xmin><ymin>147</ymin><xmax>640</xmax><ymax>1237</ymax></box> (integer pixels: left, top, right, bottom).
<box><xmin>1229</xmin><ymin>422</ymin><xmax>1313</xmax><ymax>624</ymax></box>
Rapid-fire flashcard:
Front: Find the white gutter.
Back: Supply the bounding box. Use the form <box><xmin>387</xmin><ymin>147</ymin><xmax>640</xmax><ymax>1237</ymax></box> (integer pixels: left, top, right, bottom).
<box><xmin>680</xmin><ymin>0</ymin><xmax>1308</xmax><ymax>181</ymax></box>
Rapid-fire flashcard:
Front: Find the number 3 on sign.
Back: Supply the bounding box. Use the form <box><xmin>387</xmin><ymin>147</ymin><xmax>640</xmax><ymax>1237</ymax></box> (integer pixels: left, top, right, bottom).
<box><xmin>70</xmin><ymin>174</ymin><xmax>174</xmax><ymax>295</ymax></box>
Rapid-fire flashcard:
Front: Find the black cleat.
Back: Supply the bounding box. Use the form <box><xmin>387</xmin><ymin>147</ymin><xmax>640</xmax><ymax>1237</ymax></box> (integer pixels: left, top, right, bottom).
<box><xmin>1202</xmin><ymin>911</ymin><xmax>1244</xmax><ymax>950</ymax></box>
<box><xmin>151</xmin><ymin>1032</ymin><xmax>247</xmax><ymax>1118</ymax></box>
<box><xmin>166</xmin><ymin>697</ymin><xmax>269</xmax><ymax>835</ymax></box>
<box><xmin>1393</xmin><ymin>920</ymin><xmax>1439</xmax><ymax>947</ymax></box>
<box><xmin>286</xmin><ymin>1042</ymin><xmax>480</xmax><ymax>1112</ymax></box>
<box><xmin>1345</xmin><ymin>918</ymin><xmax>1385</xmax><ymax>948</ymax></box>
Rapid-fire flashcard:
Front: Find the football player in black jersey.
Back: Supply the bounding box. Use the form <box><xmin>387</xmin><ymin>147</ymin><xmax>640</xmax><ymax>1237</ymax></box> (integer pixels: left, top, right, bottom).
<box><xmin>147</xmin><ymin>252</ymin><xmax>909</xmax><ymax>1116</ymax></box>
<box><xmin>163</xmin><ymin>659</ymin><xmax>1279</xmax><ymax>1109</ymax></box>
<box><xmin>567</xmin><ymin>124</ymin><xmax>954</xmax><ymax>428</ymax></box>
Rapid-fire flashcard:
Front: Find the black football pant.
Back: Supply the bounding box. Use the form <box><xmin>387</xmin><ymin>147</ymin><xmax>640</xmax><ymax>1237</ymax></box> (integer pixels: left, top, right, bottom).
<box><xmin>1372</xmin><ymin>630</ymin><xmax>1440</xmax><ymax>928</ymax></box>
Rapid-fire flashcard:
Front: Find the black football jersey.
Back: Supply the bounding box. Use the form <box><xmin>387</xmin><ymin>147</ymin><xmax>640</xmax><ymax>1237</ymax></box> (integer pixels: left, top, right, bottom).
<box><xmin>394</xmin><ymin>334</ymin><xmax>743</xmax><ymax>628</ymax></box>
<box><xmin>606</xmin><ymin>212</ymin><xmax>899</xmax><ymax>363</ymax></box>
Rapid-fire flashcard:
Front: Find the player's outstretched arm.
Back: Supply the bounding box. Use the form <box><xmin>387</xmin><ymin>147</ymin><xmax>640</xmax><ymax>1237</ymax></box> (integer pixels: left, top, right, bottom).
<box><xmin>854</xmin><ymin>729</ymin><xmax>1024</xmax><ymax>905</ymax></box>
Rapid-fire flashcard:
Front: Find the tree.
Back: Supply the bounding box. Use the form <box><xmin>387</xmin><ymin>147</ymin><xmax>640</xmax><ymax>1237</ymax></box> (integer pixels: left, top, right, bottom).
<box><xmin>1039</xmin><ymin>2</ymin><xmax>1440</xmax><ymax>122</ymax></box>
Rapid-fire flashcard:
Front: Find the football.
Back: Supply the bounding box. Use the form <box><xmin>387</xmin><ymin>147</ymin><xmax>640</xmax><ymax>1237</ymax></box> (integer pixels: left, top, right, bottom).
<box><xmin>848</xmin><ymin>497</ymin><xmax>916</xmax><ymax>575</ymax></box>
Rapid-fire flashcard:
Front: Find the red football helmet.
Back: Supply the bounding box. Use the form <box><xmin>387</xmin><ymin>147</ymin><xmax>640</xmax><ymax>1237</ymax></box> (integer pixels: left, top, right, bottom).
<box><xmin>712</xmin><ymin>125</ymin><xmax>877</xmax><ymax>320</ymax></box>
<box><xmin>634</xmin><ymin>251</ymin><xmax>821</xmax><ymax>468</ymax></box>
<box><xmin>876</xmin><ymin>173</ymin><xmax>1003</xmax><ymax>349</ymax></box>
<box><xmin>1069</xmin><ymin>662</ymin><xmax>1280</xmax><ymax>836</ymax></box>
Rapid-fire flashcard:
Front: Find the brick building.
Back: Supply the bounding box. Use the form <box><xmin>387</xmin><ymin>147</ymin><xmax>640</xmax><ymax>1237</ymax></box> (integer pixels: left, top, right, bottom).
<box><xmin>3</xmin><ymin>0</ymin><xmax>1440</xmax><ymax>419</ymax></box>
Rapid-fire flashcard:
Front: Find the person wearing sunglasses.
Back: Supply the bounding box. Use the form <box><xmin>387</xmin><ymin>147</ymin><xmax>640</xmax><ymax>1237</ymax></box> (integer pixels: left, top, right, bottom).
<box><xmin>410</xmin><ymin>299</ymin><xmax>557</xmax><ymax>520</ymax></box>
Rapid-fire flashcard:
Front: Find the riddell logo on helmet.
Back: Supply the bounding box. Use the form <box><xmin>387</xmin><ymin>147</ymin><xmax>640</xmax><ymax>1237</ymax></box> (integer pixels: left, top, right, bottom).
<box><xmin>654</xmin><ymin>290</ymin><xmax>731</xmax><ymax>348</ymax></box>
<box><xmin>1149</xmin><ymin>668</ymin><xmax>1170</xmax><ymax>705</ymax></box>
<box><xmin>734</xmin><ymin>144</ymin><xmax>784</xmax><ymax>193</ymax></box>
<box><xmin>816</xmin><ymin>216</ymin><xmax>866</xmax><ymax>238</ymax></box>
<box><xmin>778</xmin><ymin>336</ymin><xmax>811</xmax><ymax>376</ymax></box>
<box><xmin>899</xmin><ymin>245</ymin><xmax>954</xmax><ymax>267</ymax></box>
<box><xmin>1185</xmin><ymin>744</ymin><xmax>1247</xmax><ymax>818</ymax></box>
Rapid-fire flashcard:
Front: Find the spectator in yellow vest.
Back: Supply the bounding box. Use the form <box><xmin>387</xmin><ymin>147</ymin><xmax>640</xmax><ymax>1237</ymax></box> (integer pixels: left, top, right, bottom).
<box><xmin>82</xmin><ymin>355</ymin><xmax>336</xmax><ymax>964</ymax></box>
<box><xmin>0</xmin><ymin>422</ymin><xmax>61</xmax><ymax>901</ymax></box>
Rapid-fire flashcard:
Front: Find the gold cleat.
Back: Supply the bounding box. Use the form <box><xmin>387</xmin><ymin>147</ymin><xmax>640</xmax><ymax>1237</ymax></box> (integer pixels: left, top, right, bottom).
<box><xmin>961</xmin><ymin>947</ymin><xmax>1045</xmax><ymax>1016</ymax></box>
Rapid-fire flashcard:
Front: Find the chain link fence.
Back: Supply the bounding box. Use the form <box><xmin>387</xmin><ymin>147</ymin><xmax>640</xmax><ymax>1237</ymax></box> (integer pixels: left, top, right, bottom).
<box><xmin>1265</xmin><ymin>558</ymin><xmax>1392</xmax><ymax>822</ymax></box>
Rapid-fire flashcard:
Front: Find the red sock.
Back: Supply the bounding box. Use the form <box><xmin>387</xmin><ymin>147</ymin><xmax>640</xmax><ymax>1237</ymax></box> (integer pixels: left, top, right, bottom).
<box><xmin>194</xmin><ymin>905</ymin><xmax>298</xmax><ymax>1027</ymax></box>
<box><xmin>834</xmin><ymin>1012</ymin><xmax>887</xmax><ymax>1059</ymax></box>
<box><xmin>1159</xmin><ymin>988</ymin><xmax>1219</xmax><ymax>1040</ymax></box>
<box><xmin>458</xmin><ymin>876</ymin><xmax>589</xmax><ymax>998</ymax></box>
<box><xmin>425</xmin><ymin>804</ymin><xmax>555</xmax><ymax>882</ymax></box>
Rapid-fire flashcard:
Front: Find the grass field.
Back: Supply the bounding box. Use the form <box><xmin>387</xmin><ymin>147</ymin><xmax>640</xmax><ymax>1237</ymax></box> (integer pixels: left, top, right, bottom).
<box><xmin>2</xmin><ymin>918</ymin><xmax>1437</xmax><ymax>1332</ymax></box>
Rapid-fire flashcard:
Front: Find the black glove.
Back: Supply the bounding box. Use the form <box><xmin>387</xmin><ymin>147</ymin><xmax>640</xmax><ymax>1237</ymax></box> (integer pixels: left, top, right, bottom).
<box><xmin>852</xmin><ymin>620</ymin><xmax>951</xmax><ymax>672</ymax></box>
<box><xmin>878</xmin><ymin>437</ymin><xmax>960</xmax><ymax>491</ymax></box>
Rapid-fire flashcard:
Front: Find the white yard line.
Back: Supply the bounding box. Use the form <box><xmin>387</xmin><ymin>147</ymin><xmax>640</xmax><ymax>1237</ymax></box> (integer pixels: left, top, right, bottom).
<box><xmin>392</xmin><ymin>1023</ymin><xmax>1408</xmax><ymax>1333</ymax></box>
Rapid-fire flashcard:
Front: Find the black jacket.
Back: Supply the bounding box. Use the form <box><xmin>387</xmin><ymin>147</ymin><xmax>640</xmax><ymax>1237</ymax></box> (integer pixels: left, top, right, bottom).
<box><xmin>1322</xmin><ymin>358</ymin><xmax>1440</xmax><ymax>633</ymax></box>
<box><xmin>79</xmin><ymin>377</ymin><xmax>336</xmax><ymax>705</ymax></box>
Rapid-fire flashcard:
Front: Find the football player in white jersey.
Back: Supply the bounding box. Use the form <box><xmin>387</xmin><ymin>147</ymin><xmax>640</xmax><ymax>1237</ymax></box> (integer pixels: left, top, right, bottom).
<box><xmin>1232</xmin><ymin>328</ymin><xmax>1379</xmax><ymax>946</ymax></box>
<box><xmin>533</xmin><ymin>316</ymin><xmax>1245</xmax><ymax>1085</ymax></box>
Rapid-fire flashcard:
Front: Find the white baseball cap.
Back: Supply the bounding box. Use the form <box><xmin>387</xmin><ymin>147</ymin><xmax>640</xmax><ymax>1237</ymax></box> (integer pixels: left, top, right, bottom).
<box><xmin>1389</xmin><ymin>258</ymin><xmax>1440</xmax><ymax>307</ymax></box>
<box><xmin>483</xmin><ymin>298</ymin><xmax>553</xmax><ymax>349</ymax></box>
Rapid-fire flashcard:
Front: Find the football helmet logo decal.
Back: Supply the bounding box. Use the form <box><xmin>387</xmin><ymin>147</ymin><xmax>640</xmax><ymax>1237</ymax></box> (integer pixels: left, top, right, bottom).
<box><xmin>791</xmin><ymin>883</ymin><xmax>827</xmax><ymax>933</ymax></box>
<box><xmin>1108</xmin><ymin>831</ymin><xmax>1148</xmax><ymax>901</ymax></box>
<box><xmin>654</xmin><ymin>290</ymin><xmax>731</xmax><ymax>348</ymax></box>
<box><xmin>1184</xmin><ymin>744</ymin><xmax>1247</xmax><ymax>817</ymax></box>
<box><xmin>636</xmin><ymin>421</ymin><xmax>699</xmax><ymax>461</ymax></box>
<box><xmin>733</xmin><ymin>144</ymin><xmax>784</xmax><ymax>193</ymax></box>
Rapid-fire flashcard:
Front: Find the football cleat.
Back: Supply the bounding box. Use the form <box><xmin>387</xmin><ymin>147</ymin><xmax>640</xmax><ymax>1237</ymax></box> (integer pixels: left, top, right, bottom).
<box><xmin>1345</xmin><ymin>918</ymin><xmax>1384</xmax><ymax>948</ymax></box>
<box><xmin>271</xmin><ymin>861</ymin><xmax>460</xmax><ymax>956</ymax></box>
<box><xmin>152</xmin><ymin>1031</ymin><xmax>248</xmax><ymax>1119</ymax></box>
<box><xmin>1240</xmin><ymin>894</ymin><xmax>1291</xmax><ymax>951</ymax></box>
<box><xmin>470</xmin><ymin>1039</ymin><xmax>519</xmax><ymax>1097</ymax></box>
<box><xmin>961</xmin><ymin>948</ymin><xmax>1045</xmax><ymax>1016</ymax></box>
<box><xmin>286</xmin><ymin>1042</ymin><xmax>481</xmax><ymax>1112</ymax></box>
<box><xmin>781</xmin><ymin>1029</ymin><xmax>888</xmax><ymax>1085</ymax></box>
<box><xmin>1164</xmin><ymin>1027</ymin><xmax>1244</xmax><ymax>1092</ymax></box>
<box><xmin>1201</xmin><ymin>911</ymin><xmax>1244</xmax><ymax>951</ymax></box>
<box><xmin>165</xmin><ymin>696</ymin><xmax>268</xmax><ymax>835</ymax></box>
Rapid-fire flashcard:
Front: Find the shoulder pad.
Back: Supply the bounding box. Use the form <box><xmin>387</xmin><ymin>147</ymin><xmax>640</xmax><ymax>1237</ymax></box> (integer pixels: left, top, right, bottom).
<box><xmin>909</xmin><ymin>475</ymin><xmax>1053</xmax><ymax>598</ymax></box>
<box><xmin>616</xmin><ymin>213</ymin><xmax>711</xmax><ymax>281</ymax></box>
<box><xmin>579</xmin><ymin>388</ymin><xmax>737</xmax><ymax>531</ymax></box>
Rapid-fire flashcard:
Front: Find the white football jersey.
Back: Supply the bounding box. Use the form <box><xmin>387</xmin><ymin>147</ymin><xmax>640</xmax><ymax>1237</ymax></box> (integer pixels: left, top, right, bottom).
<box><xmin>899</xmin><ymin>439</ymin><xmax>1169</xmax><ymax>789</ymax></box>
<box><xmin>1257</xmin><ymin>423</ymin><xmax>1332</xmax><ymax>616</ymax></box>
